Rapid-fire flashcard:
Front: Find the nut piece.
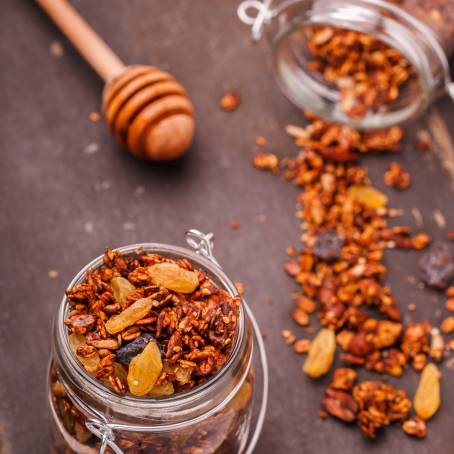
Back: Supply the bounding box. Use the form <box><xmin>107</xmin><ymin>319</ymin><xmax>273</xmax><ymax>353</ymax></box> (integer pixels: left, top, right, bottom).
<box><xmin>402</xmin><ymin>417</ymin><xmax>427</xmax><ymax>438</ymax></box>
<box><xmin>414</xmin><ymin>363</ymin><xmax>441</xmax><ymax>420</ymax></box>
<box><xmin>303</xmin><ymin>328</ymin><xmax>336</xmax><ymax>378</ymax></box>
<box><xmin>322</xmin><ymin>388</ymin><xmax>358</xmax><ymax>422</ymax></box>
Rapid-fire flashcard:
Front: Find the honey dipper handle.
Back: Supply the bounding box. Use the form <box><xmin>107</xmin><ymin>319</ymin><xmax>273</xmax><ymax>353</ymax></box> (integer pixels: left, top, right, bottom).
<box><xmin>36</xmin><ymin>0</ymin><xmax>125</xmax><ymax>81</ymax></box>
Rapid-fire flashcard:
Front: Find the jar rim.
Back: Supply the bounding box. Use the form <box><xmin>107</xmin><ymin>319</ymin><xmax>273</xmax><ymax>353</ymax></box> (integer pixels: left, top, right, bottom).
<box><xmin>55</xmin><ymin>242</ymin><xmax>247</xmax><ymax>412</ymax></box>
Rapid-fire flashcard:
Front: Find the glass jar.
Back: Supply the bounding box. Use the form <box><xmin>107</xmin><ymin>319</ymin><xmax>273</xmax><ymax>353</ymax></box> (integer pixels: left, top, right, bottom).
<box><xmin>238</xmin><ymin>0</ymin><xmax>454</xmax><ymax>129</ymax></box>
<box><xmin>48</xmin><ymin>230</ymin><xmax>268</xmax><ymax>454</ymax></box>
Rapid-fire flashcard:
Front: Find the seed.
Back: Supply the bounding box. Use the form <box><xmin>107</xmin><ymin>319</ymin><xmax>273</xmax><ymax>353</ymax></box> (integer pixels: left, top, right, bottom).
<box><xmin>414</xmin><ymin>363</ymin><xmax>441</xmax><ymax>420</ymax></box>
<box><xmin>303</xmin><ymin>328</ymin><xmax>336</xmax><ymax>378</ymax></box>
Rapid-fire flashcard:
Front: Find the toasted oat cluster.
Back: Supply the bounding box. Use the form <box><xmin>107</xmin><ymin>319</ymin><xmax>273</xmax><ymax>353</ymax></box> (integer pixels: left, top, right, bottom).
<box><xmin>305</xmin><ymin>26</ymin><xmax>413</xmax><ymax>119</ymax></box>
<box><xmin>64</xmin><ymin>249</ymin><xmax>240</xmax><ymax>396</ymax></box>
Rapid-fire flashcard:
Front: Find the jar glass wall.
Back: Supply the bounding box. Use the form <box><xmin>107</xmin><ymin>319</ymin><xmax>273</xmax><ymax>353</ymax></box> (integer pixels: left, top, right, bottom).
<box><xmin>238</xmin><ymin>0</ymin><xmax>454</xmax><ymax>129</ymax></box>
<box><xmin>48</xmin><ymin>236</ymin><xmax>267</xmax><ymax>454</ymax></box>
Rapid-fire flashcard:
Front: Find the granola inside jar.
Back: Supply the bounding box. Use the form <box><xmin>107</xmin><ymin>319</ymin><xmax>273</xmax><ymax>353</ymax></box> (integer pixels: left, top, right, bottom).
<box><xmin>48</xmin><ymin>232</ymin><xmax>268</xmax><ymax>454</ymax></box>
<box><xmin>238</xmin><ymin>0</ymin><xmax>454</xmax><ymax>128</ymax></box>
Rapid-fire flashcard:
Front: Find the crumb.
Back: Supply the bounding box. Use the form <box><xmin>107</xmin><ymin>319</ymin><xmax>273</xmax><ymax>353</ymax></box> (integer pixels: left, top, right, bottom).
<box><xmin>281</xmin><ymin>329</ymin><xmax>296</xmax><ymax>345</ymax></box>
<box><xmin>318</xmin><ymin>410</ymin><xmax>328</xmax><ymax>420</ymax></box>
<box><xmin>255</xmin><ymin>136</ymin><xmax>267</xmax><ymax>146</ymax></box>
<box><xmin>229</xmin><ymin>220</ymin><xmax>241</xmax><ymax>231</ymax></box>
<box><xmin>220</xmin><ymin>92</ymin><xmax>240</xmax><ymax>112</ymax></box>
<box><xmin>258</xmin><ymin>214</ymin><xmax>267</xmax><ymax>223</ymax></box>
<box><xmin>89</xmin><ymin>112</ymin><xmax>101</xmax><ymax>123</ymax></box>
<box><xmin>286</xmin><ymin>246</ymin><xmax>297</xmax><ymax>257</ymax></box>
<box><xmin>48</xmin><ymin>270</ymin><xmax>59</xmax><ymax>279</ymax></box>
<box><xmin>84</xmin><ymin>142</ymin><xmax>99</xmax><ymax>155</ymax></box>
<box><xmin>407</xmin><ymin>303</ymin><xmax>416</xmax><ymax>312</ymax></box>
<box><xmin>50</xmin><ymin>41</ymin><xmax>64</xmax><ymax>58</ymax></box>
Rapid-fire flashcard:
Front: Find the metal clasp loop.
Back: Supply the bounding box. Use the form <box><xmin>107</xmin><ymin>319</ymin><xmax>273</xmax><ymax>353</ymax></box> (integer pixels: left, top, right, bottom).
<box><xmin>85</xmin><ymin>419</ymin><xmax>124</xmax><ymax>454</ymax></box>
<box><xmin>185</xmin><ymin>229</ymin><xmax>220</xmax><ymax>266</ymax></box>
<box><xmin>237</xmin><ymin>0</ymin><xmax>272</xmax><ymax>41</ymax></box>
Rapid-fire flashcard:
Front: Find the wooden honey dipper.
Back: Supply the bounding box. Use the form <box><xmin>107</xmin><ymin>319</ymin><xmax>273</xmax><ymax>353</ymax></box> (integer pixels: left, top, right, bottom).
<box><xmin>37</xmin><ymin>0</ymin><xmax>195</xmax><ymax>161</ymax></box>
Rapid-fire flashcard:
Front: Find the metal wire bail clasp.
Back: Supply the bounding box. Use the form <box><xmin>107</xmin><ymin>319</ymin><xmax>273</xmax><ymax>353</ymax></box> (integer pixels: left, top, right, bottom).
<box><xmin>85</xmin><ymin>419</ymin><xmax>124</xmax><ymax>454</ymax></box>
<box><xmin>185</xmin><ymin>229</ymin><xmax>220</xmax><ymax>266</ymax></box>
<box><xmin>237</xmin><ymin>0</ymin><xmax>273</xmax><ymax>41</ymax></box>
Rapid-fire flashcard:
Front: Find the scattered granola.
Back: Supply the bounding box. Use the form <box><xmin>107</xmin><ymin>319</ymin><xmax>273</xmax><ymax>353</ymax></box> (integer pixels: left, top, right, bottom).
<box><xmin>229</xmin><ymin>220</ymin><xmax>241</xmax><ymax>231</ymax></box>
<box><xmin>64</xmin><ymin>249</ymin><xmax>241</xmax><ymax>396</ymax></box>
<box><xmin>305</xmin><ymin>26</ymin><xmax>412</xmax><ymax>118</ymax></box>
<box><xmin>253</xmin><ymin>109</ymin><xmax>445</xmax><ymax>440</ymax></box>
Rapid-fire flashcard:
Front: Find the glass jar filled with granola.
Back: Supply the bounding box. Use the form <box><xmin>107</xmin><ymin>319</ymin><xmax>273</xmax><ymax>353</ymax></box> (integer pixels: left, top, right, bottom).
<box><xmin>48</xmin><ymin>231</ymin><xmax>268</xmax><ymax>454</ymax></box>
<box><xmin>238</xmin><ymin>0</ymin><xmax>454</xmax><ymax>129</ymax></box>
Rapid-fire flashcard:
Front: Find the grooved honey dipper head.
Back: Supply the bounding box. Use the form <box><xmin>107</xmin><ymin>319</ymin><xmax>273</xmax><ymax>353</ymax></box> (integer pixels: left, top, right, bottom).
<box><xmin>103</xmin><ymin>65</ymin><xmax>195</xmax><ymax>161</ymax></box>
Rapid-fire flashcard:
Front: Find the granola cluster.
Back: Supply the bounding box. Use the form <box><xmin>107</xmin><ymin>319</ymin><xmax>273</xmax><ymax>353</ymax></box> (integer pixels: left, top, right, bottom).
<box><xmin>64</xmin><ymin>249</ymin><xmax>240</xmax><ymax>396</ymax></box>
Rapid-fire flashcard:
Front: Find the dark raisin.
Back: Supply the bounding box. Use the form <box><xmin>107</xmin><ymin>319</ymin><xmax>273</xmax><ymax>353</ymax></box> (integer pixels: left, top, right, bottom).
<box><xmin>116</xmin><ymin>333</ymin><xmax>157</xmax><ymax>366</ymax></box>
<box><xmin>419</xmin><ymin>242</ymin><xmax>454</xmax><ymax>289</ymax></box>
<box><xmin>313</xmin><ymin>230</ymin><xmax>344</xmax><ymax>261</ymax></box>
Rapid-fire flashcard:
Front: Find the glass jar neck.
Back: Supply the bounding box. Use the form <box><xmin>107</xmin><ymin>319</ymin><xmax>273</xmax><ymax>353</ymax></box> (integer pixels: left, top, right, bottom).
<box><xmin>263</xmin><ymin>0</ymin><xmax>452</xmax><ymax>128</ymax></box>
<box><xmin>53</xmin><ymin>243</ymin><xmax>252</xmax><ymax>430</ymax></box>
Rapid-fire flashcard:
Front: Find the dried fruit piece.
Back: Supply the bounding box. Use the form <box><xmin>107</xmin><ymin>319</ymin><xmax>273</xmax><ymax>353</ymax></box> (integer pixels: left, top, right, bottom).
<box><xmin>105</xmin><ymin>297</ymin><xmax>154</xmax><ymax>334</ymax></box>
<box><xmin>116</xmin><ymin>333</ymin><xmax>156</xmax><ymax>366</ymax></box>
<box><xmin>313</xmin><ymin>230</ymin><xmax>344</xmax><ymax>261</ymax></box>
<box><xmin>402</xmin><ymin>416</ymin><xmax>427</xmax><ymax>438</ymax></box>
<box><xmin>347</xmin><ymin>185</ymin><xmax>387</xmax><ymax>209</ymax></box>
<box><xmin>148</xmin><ymin>382</ymin><xmax>174</xmax><ymax>397</ymax></box>
<box><xmin>303</xmin><ymin>328</ymin><xmax>336</xmax><ymax>378</ymax></box>
<box><xmin>322</xmin><ymin>388</ymin><xmax>358</xmax><ymax>422</ymax></box>
<box><xmin>68</xmin><ymin>333</ymin><xmax>100</xmax><ymax>374</ymax></box>
<box><xmin>148</xmin><ymin>262</ymin><xmax>199</xmax><ymax>293</ymax></box>
<box><xmin>110</xmin><ymin>277</ymin><xmax>135</xmax><ymax>307</ymax></box>
<box><xmin>127</xmin><ymin>341</ymin><xmax>163</xmax><ymax>396</ymax></box>
<box><xmin>419</xmin><ymin>242</ymin><xmax>454</xmax><ymax>289</ymax></box>
<box><xmin>414</xmin><ymin>363</ymin><xmax>441</xmax><ymax>420</ymax></box>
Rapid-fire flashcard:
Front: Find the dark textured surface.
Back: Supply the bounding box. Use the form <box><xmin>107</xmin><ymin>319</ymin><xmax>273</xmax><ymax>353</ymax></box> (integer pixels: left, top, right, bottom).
<box><xmin>2</xmin><ymin>1</ymin><xmax>454</xmax><ymax>453</ymax></box>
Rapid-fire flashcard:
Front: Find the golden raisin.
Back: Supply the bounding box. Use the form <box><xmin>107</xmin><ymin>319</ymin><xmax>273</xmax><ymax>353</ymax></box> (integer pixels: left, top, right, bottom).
<box><xmin>303</xmin><ymin>328</ymin><xmax>336</xmax><ymax>378</ymax></box>
<box><xmin>414</xmin><ymin>363</ymin><xmax>441</xmax><ymax>420</ymax></box>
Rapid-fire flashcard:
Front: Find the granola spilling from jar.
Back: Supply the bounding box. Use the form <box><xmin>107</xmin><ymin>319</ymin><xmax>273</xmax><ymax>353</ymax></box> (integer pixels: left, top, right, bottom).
<box><xmin>252</xmin><ymin>112</ymin><xmax>454</xmax><ymax>439</ymax></box>
<box><xmin>63</xmin><ymin>249</ymin><xmax>241</xmax><ymax>397</ymax></box>
<box><xmin>305</xmin><ymin>26</ymin><xmax>413</xmax><ymax>119</ymax></box>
